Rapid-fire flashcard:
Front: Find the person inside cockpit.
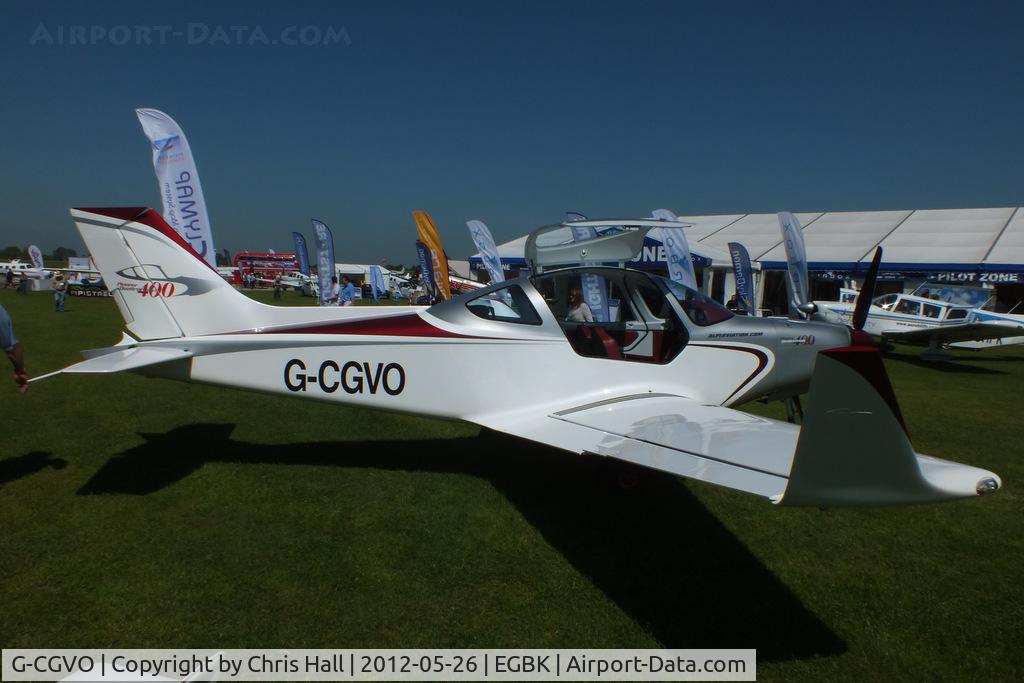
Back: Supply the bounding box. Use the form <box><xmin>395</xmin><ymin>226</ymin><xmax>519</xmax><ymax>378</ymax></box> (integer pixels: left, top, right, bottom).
<box><xmin>566</xmin><ymin>287</ymin><xmax>594</xmax><ymax>323</ymax></box>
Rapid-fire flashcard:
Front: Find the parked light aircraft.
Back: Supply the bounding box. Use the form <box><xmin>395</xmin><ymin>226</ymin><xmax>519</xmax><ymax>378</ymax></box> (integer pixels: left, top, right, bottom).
<box><xmin>814</xmin><ymin>288</ymin><xmax>1024</xmax><ymax>359</ymax></box>
<box><xmin>2</xmin><ymin>259</ymin><xmax>40</xmax><ymax>277</ymax></box>
<box><xmin>2</xmin><ymin>258</ymin><xmax>100</xmax><ymax>288</ymax></box>
<box><xmin>35</xmin><ymin>207</ymin><xmax>1002</xmax><ymax>507</ymax></box>
<box><xmin>776</xmin><ymin>213</ymin><xmax>1024</xmax><ymax>361</ymax></box>
<box><xmin>277</xmin><ymin>270</ymin><xmax>316</xmax><ymax>290</ymax></box>
<box><xmin>1</xmin><ymin>258</ymin><xmax>64</xmax><ymax>281</ymax></box>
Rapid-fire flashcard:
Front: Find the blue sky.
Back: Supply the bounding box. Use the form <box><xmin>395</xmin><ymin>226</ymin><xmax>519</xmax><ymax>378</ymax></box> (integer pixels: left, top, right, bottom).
<box><xmin>1</xmin><ymin>0</ymin><xmax>1022</xmax><ymax>264</ymax></box>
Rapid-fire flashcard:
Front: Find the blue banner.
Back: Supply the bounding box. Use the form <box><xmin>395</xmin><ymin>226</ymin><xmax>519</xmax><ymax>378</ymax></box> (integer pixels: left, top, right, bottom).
<box><xmin>415</xmin><ymin>241</ymin><xmax>435</xmax><ymax>300</ymax></box>
<box><xmin>778</xmin><ymin>212</ymin><xmax>809</xmax><ymax>315</ymax></box>
<box><xmin>661</xmin><ymin>229</ymin><xmax>698</xmax><ymax>290</ymax></box>
<box><xmin>369</xmin><ymin>265</ymin><xmax>386</xmax><ymax>303</ymax></box>
<box><xmin>136</xmin><ymin>108</ymin><xmax>217</xmax><ymax>268</ymax></box>
<box><xmin>466</xmin><ymin>220</ymin><xmax>505</xmax><ymax>284</ymax></box>
<box><xmin>652</xmin><ymin>209</ymin><xmax>698</xmax><ymax>290</ymax></box>
<box><xmin>311</xmin><ymin>219</ymin><xmax>335</xmax><ymax>307</ymax></box>
<box><xmin>28</xmin><ymin>245</ymin><xmax>44</xmax><ymax>270</ymax></box>
<box><xmin>292</xmin><ymin>232</ymin><xmax>310</xmax><ymax>276</ymax></box>
<box><xmin>728</xmin><ymin>242</ymin><xmax>756</xmax><ymax>315</ymax></box>
<box><xmin>565</xmin><ymin>212</ymin><xmax>610</xmax><ymax>322</ymax></box>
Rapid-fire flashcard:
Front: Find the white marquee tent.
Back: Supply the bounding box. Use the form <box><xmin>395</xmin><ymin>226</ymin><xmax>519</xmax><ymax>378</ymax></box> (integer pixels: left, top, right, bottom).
<box><xmin>470</xmin><ymin>207</ymin><xmax>1024</xmax><ymax>311</ymax></box>
<box><xmin>474</xmin><ymin>207</ymin><xmax>1023</xmax><ymax>276</ymax></box>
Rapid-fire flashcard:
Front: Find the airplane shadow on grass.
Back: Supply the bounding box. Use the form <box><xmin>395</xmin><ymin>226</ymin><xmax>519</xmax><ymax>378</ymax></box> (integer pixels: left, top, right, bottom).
<box><xmin>79</xmin><ymin>423</ymin><xmax>846</xmax><ymax>662</ymax></box>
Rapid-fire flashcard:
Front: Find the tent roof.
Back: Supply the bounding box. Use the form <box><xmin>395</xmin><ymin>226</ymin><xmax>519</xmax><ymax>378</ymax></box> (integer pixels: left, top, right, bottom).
<box><xmin>475</xmin><ymin>208</ymin><xmax>1024</xmax><ymax>272</ymax></box>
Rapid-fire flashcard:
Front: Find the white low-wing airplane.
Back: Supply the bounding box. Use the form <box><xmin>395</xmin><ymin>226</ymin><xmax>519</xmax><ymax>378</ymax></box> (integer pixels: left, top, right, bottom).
<box><xmin>815</xmin><ymin>289</ymin><xmax>1024</xmax><ymax>360</ymax></box>
<box><xmin>35</xmin><ymin>207</ymin><xmax>1002</xmax><ymax>507</ymax></box>
<box><xmin>776</xmin><ymin>212</ymin><xmax>1024</xmax><ymax>361</ymax></box>
<box><xmin>2</xmin><ymin>258</ymin><xmax>99</xmax><ymax>282</ymax></box>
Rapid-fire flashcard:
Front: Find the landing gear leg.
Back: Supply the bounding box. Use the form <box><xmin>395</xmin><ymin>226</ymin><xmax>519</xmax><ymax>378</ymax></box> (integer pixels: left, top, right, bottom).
<box><xmin>919</xmin><ymin>338</ymin><xmax>953</xmax><ymax>362</ymax></box>
<box><xmin>784</xmin><ymin>396</ymin><xmax>805</xmax><ymax>424</ymax></box>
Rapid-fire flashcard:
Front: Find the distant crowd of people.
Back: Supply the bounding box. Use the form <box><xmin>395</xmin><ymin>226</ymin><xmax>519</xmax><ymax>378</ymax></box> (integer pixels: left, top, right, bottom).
<box><xmin>4</xmin><ymin>267</ymin><xmax>30</xmax><ymax>294</ymax></box>
<box><xmin>4</xmin><ymin>267</ymin><xmax>70</xmax><ymax>308</ymax></box>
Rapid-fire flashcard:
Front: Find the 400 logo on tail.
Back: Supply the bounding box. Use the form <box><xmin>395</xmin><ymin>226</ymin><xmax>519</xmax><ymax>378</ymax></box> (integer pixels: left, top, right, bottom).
<box><xmin>285</xmin><ymin>359</ymin><xmax>406</xmax><ymax>395</ymax></box>
<box><xmin>113</xmin><ymin>264</ymin><xmax>217</xmax><ymax>297</ymax></box>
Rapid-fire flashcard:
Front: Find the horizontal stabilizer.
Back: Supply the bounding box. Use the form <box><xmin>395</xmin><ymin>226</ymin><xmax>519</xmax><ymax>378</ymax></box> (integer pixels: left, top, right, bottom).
<box><xmin>29</xmin><ymin>346</ymin><xmax>193</xmax><ymax>382</ymax></box>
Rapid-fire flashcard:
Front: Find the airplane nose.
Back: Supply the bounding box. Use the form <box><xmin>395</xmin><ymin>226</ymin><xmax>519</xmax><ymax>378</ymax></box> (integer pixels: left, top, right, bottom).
<box><xmin>817</xmin><ymin>323</ymin><xmax>853</xmax><ymax>349</ymax></box>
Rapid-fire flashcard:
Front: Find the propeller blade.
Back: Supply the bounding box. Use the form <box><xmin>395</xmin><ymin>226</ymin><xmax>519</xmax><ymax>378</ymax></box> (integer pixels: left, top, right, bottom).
<box><xmin>852</xmin><ymin>247</ymin><xmax>883</xmax><ymax>331</ymax></box>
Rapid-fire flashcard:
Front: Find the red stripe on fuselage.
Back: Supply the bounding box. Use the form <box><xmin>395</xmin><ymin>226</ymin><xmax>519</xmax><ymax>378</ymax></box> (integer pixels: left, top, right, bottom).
<box><xmin>259</xmin><ymin>313</ymin><xmax>479</xmax><ymax>338</ymax></box>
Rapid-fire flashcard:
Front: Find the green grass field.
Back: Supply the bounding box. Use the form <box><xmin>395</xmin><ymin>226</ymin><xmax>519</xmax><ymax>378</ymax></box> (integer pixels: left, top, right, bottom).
<box><xmin>1</xmin><ymin>288</ymin><xmax>1021</xmax><ymax>680</ymax></box>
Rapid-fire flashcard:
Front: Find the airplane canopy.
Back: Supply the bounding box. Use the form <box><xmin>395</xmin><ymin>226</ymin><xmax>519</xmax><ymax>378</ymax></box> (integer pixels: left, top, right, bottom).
<box><xmin>525</xmin><ymin>220</ymin><xmax>659</xmax><ymax>273</ymax></box>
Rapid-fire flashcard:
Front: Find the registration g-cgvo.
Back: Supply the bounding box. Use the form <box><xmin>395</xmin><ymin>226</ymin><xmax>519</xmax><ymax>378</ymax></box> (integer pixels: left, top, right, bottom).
<box><xmin>284</xmin><ymin>358</ymin><xmax>406</xmax><ymax>395</ymax></box>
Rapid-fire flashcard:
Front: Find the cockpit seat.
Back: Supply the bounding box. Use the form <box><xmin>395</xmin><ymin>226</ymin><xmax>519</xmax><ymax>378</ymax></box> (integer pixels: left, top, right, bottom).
<box><xmin>580</xmin><ymin>325</ymin><xmax>622</xmax><ymax>359</ymax></box>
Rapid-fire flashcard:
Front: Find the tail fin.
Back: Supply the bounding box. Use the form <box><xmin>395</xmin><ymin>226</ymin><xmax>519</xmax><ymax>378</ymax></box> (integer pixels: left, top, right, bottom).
<box><xmin>779</xmin><ymin>347</ymin><xmax>1001</xmax><ymax>506</ymax></box>
<box><xmin>71</xmin><ymin>207</ymin><xmax>263</xmax><ymax>339</ymax></box>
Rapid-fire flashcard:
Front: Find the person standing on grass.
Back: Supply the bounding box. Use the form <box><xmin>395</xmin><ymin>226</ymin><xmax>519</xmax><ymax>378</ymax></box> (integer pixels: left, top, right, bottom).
<box><xmin>53</xmin><ymin>275</ymin><xmax>67</xmax><ymax>312</ymax></box>
<box><xmin>340</xmin><ymin>276</ymin><xmax>356</xmax><ymax>307</ymax></box>
<box><xmin>324</xmin><ymin>276</ymin><xmax>341</xmax><ymax>306</ymax></box>
<box><xmin>4</xmin><ymin>268</ymin><xmax>12</xmax><ymax>288</ymax></box>
<box><xmin>0</xmin><ymin>304</ymin><xmax>28</xmax><ymax>393</ymax></box>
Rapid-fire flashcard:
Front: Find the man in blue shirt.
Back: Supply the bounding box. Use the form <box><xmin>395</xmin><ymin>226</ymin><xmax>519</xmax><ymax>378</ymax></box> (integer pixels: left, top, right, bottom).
<box><xmin>340</xmin><ymin>276</ymin><xmax>357</xmax><ymax>307</ymax></box>
<box><xmin>0</xmin><ymin>304</ymin><xmax>28</xmax><ymax>392</ymax></box>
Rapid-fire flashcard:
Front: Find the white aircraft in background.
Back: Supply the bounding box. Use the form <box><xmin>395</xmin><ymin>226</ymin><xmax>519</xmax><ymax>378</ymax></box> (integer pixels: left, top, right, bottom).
<box><xmin>1</xmin><ymin>259</ymin><xmax>43</xmax><ymax>279</ymax></box>
<box><xmin>32</xmin><ymin>206</ymin><xmax>1002</xmax><ymax>508</ymax></box>
<box><xmin>216</xmin><ymin>266</ymin><xmax>237</xmax><ymax>283</ymax></box>
<box><xmin>813</xmin><ymin>286</ymin><xmax>1024</xmax><ymax>360</ymax></box>
<box><xmin>2</xmin><ymin>257</ymin><xmax>100</xmax><ymax>284</ymax></box>
<box><xmin>3</xmin><ymin>246</ymin><xmax>62</xmax><ymax>281</ymax></box>
<box><xmin>776</xmin><ymin>214</ymin><xmax>1024</xmax><ymax>361</ymax></box>
<box><xmin>448</xmin><ymin>271</ymin><xmax>485</xmax><ymax>295</ymax></box>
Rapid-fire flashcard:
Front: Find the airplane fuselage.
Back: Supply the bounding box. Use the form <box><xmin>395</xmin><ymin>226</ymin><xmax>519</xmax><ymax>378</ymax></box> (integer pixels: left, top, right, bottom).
<box><xmin>137</xmin><ymin>274</ymin><xmax>849</xmax><ymax>425</ymax></box>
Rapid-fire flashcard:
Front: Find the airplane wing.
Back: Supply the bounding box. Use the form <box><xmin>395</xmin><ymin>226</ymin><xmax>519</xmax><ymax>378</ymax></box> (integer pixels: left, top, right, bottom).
<box><xmin>881</xmin><ymin>322</ymin><xmax>1024</xmax><ymax>345</ymax></box>
<box><xmin>477</xmin><ymin>347</ymin><xmax>1000</xmax><ymax>506</ymax></box>
<box><xmin>49</xmin><ymin>267</ymin><xmax>101</xmax><ymax>274</ymax></box>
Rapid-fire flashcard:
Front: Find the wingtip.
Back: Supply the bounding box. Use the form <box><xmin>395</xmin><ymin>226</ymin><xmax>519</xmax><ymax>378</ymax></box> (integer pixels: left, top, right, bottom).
<box><xmin>976</xmin><ymin>476</ymin><xmax>1001</xmax><ymax>496</ymax></box>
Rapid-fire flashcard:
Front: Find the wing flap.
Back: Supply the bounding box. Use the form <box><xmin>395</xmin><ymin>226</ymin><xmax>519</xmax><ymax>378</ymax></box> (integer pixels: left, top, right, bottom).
<box><xmin>551</xmin><ymin>394</ymin><xmax>794</xmax><ymax>498</ymax></box>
